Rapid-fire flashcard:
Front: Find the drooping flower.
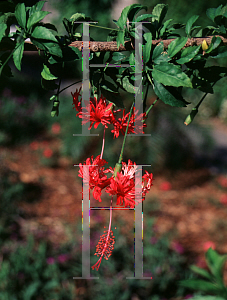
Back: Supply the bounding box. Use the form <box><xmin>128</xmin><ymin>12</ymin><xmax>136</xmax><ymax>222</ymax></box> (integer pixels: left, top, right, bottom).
<box><xmin>106</xmin><ymin>160</ymin><xmax>153</xmax><ymax>207</ymax></box>
<box><xmin>72</xmin><ymin>87</ymin><xmax>148</xmax><ymax>138</ymax></box>
<box><xmin>78</xmin><ymin>155</ymin><xmax>111</xmax><ymax>202</ymax></box>
<box><xmin>111</xmin><ymin>109</ymin><xmax>134</xmax><ymax>138</ymax></box>
<box><xmin>106</xmin><ymin>172</ymin><xmax>136</xmax><ymax>208</ymax></box>
<box><xmin>111</xmin><ymin>109</ymin><xmax>147</xmax><ymax>138</ymax></box>
<box><xmin>77</xmin><ymin>95</ymin><xmax>115</xmax><ymax>130</ymax></box>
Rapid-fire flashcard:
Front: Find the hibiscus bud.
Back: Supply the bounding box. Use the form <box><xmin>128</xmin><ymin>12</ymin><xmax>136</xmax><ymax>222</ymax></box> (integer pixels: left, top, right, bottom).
<box><xmin>51</xmin><ymin>101</ymin><xmax>59</xmax><ymax>117</ymax></box>
<box><xmin>202</xmin><ymin>40</ymin><xmax>209</xmax><ymax>51</ymax></box>
<box><xmin>184</xmin><ymin>107</ymin><xmax>198</xmax><ymax>125</ymax></box>
<box><xmin>50</xmin><ymin>95</ymin><xmax>57</xmax><ymax>101</ymax></box>
<box><xmin>113</xmin><ymin>163</ymin><xmax>122</xmax><ymax>178</ymax></box>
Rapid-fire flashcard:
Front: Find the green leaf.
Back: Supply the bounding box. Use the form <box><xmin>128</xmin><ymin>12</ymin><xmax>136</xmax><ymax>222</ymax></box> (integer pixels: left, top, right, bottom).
<box><xmin>23</xmin><ymin>281</ymin><xmax>40</xmax><ymax>300</ymax></box>
<box><xmin>159</xmin><ymin>19</ymin><xmax>173</xmax><ymax>36</ymax></box>
<box><xmin>152</xmin><ymin>4</ymin><xmax>168</xmax><ymax>26</ymax></box>
<box><xmin>65</xmin><ymin>46</ymin><xmax>82</xmax><ymax>60</ymax></box>
<box><xmin>179</xmin><ymin>279</ymin><xmax>221</xmax><ymax>294</ymax></box>
<box><xmin>152</xmin><ymin>62</ymin><xmax>192</xmax><ymax>88</ymax></box>
<box><xmin>205</xmin><ymin>248</ymin><xmax>227</xmax><ymax>285</ymax></box>
<box><xmin>117</xmin><ymin>6</ymin><xmax>130</xmax><ymax>29</ymax></box>
<box><xmin>135</xmin><ymin>14</ymin><xmax>155</xmax><ymax>23</ymax></box>
<box><xmin>167</xmin><ymin>37</ymin><xmax>188</xmax><ymax>58</ymax></box>
<box><xmin>210</xmin><ymin>46</ymin><xmax>227</xmax><ymax>58</ymax></box>
<box><xmin>190</xmin><ymin>265</ymin><xmax>213</xmax><ymax>280</ymax></box>
<box><xmin>185</xmin><ymin>15</ymin><xmax>199</xmax><ymax>36</ymax></box>
<box><xmin>43</xmin><ymin>280</ymin><xmax>59</xmax><ymax>290</ymax></box>
<box><xmin>29</xmin><ymin>1</ymin><xmax>46</xmax><ymax>16</ymax></box>
<box><xmin>143</xmin><ymin>32</ymin><xmax>152</xmax><ymax>63</ymax></box>
<box><xmin>151</xmin><ymin>42</ymin><xmax>171</xmax><ymax>64</ymax></box>
<box><xmin>0</xmin><ymin>23</ymin><xmax>7</xmax><ymax>43</ymax></box>
<box><xmin>205</xmin><ymin>36</ymin><xmax>222</xmax><ymax>53</ymax></box>
<box><xmin>15</xmin><ymin>3</ymin><xmax>26</xmax><ymax>28</ymax></box>
<box><xmin>69</xmin><ymin>13</ymin><xmax>86</xmax><ymax>22</ymax></box>
<box><xmin>44</xmin><ymin>42</ymin><xmax>62</xmax><ymax>57</ymax></box>
<box><xmin>41</xmin><ymin>64</ymin><xmax>58</xmax><ymax>80</ymax></box>
<box><xmin>31</xmin><ymin>37</ymin><xmax>62</xmax><ymax>57</ymax></box>
<box><xmin>100</xmin><ymin>79</ymin><xmax>118</xmax><ymax>93</ymax></box>
<box><xmin>127</xmin><ymin>4</ymin><xmax>147</xmax><ymax>23</ymax></box>
<box><xmin>31</xmin><ymin>26</ymin><xmax>58</xmax><ymax>42</ymax></box>
<box><xmin>13</xmin><ymin>42</ymin><xmax>24</xmax><ymax>71</ymax></box>
<box><xmin>152</xmin><ymin>42</ymin><xmax>164</xmax><ymax>60</ymax></box>
<box><xmin>206</xmin><ymin>5</ymin><xmax>223</xmax><ymax>22</ymax></box>
<box><xmin>176</xmin><ymin>45</ymin><xmax>200</xmax><ymax>64</ymax></box>
<box><xmin>121</xmin><ymin>76</ymin><xmax>138</xmax><ymax>93</ymax></box>
<box><xmin>116</xmin><ymin>30</ymin><xmax>125</xmax><ymax>49</ymax></box>
<box><xmin>129</xmin><ymin>52</ymin><xmax>135</xmax><ymax>65</ymax></box>
<box><xmin>48</xmin><ymin>46</ymin><xmax>82</xmax><ymax>64</ymax></box>
<box><xmin>112</xmin><ymin>52</ymin><xmax>128</xmax><ymax>62</ymax></box>
<box><xmin>27</xmin><ymin>11</ymin><xmax>50</xmax><ymax>30</ymax></box>
<box><xmin>153</xmin><ymin>79</ymin><xmax>187</xmax><ymax>107</ymax></box>
<box><xmin>117</xmin><ymin>4</ymin><xmax>146</xmax><ymax>29</ymax></box>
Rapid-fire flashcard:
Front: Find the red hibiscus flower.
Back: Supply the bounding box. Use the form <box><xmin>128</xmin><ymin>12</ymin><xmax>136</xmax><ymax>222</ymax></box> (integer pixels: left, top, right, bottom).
<box><xmin>106</xmin><ymin>160</ymin><xmax>153</xmax><ymax>207</ymax></box>
<box><xmin>106</xmin><ymin>172</ymin><xmax>136</xmax><ymax>208</ymax></box>
<box><xmin>77</xmin><ymin>95</ymin><xmax>115</xmax><ymax>130</ymax></box>
<box><xmin>111</xmin><ymin>109</ymin><xmax>134</xmax><ymax>138</ymax></box>
<box><xmin>78</xmin><ymin>155</ymin><xmax>111</xmax><ymax>202</ymax></box>
<box><xmin>111</xmin><ymin>109</ymin><xmax>147</xmax><ymax>138</ymax></box>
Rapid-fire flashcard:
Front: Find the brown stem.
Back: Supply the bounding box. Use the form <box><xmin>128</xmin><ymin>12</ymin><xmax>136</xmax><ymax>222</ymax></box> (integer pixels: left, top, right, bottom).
<box><xmin>1</xmin><ymin>36</ymin><xmax>227</xmax><ymax>52</ymax></box>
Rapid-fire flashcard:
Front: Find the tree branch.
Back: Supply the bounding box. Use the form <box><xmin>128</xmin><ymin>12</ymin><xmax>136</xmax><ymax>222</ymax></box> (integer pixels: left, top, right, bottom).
<box><xmin>1</xmin><ymin>36</ymin><xmax>227</xmax><ymax>52</ymax></box>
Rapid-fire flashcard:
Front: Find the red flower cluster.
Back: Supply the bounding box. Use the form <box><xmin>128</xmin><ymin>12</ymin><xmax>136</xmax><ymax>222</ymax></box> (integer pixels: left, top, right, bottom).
<box><xmin>72</xmin><ymin>88</ymin><xmax>147</xmax><ymax>137</ymax></box>
<box><xmin>78</xmin><ymin>155</ymin><xmax>153</xmax><ymax>208</ymax></box>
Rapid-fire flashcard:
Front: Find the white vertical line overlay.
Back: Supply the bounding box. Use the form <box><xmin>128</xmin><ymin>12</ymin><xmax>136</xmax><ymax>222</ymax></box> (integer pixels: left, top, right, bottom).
<box><xmin>126</xmin><ymin>165</ymin><xmax>152</xmax><ymax>279</ymax></box>
<box><xmin>73</xmin><ymin>165</ymin><xmax>99</xmax><ymax>279</ymax></box>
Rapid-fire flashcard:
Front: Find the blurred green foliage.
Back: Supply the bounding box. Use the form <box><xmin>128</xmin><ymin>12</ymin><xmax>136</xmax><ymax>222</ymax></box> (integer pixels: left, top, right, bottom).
<box><xmin>0</xmin><ymin>213</ymin><xmax>195</xmax><ymax>300</ymax></box>
<box><xmin>48</xmin><ymin>0</ymin><xmax>115</xmax><ymax>39</ymax></box>
<box><xmin>0</xmin><ymin>235</ymin><xmax>77</xmax><ymax>300</ymax></box>
<box><xmin>140</xmin><ymin>0</ymin><xmax>227</xmax><ymax>28</ymax></box>
<box><xmin>180</xmin><ymin>247</ymin><xmax>227</xmax><ymax>299</ymax></box>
